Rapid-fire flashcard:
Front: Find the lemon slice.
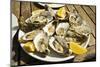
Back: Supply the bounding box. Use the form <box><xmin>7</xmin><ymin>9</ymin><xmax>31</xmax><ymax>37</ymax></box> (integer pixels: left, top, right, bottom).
<box><xmin>57</xmin><ymin>7</ymin><xmax>66</xmax><ymax>18</ymax></box>
<box><xmin>23</xmin><ymin>42</ymin><xmax>35</xmax><ymax>52</ymax></box>
<box><xmin>69</xmin><ymin>42</ymin><xmax>87</xmax><ymax>54</ymax></box>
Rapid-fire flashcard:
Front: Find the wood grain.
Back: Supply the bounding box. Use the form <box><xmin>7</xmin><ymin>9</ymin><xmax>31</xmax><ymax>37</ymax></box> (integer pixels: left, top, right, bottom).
<box><xmin>11</xmin><ymin>0</ymin><xmax>20</xmax><ymax>18</ymax></box>
<box><xmin>89</xmin><ymin>6</ymin><xmax>96</xmax><ymax>13</ymax></box>
<box><xmin>82</xmin><ymin>6</ymin><xmax>96</xmax><ymax>24</ymax></box>
<box><xmin>20</xmin><ymin>2</ymin><xmax>31</xmax><ymax>21</ymax></box>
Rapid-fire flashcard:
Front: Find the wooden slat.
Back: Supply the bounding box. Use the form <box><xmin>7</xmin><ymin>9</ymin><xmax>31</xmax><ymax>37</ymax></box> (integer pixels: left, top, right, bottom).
<box><xmin>65</xmin><ymin>4</ymin><xmax>70</xmax><ymax>11</ymax></box>
<box><xmin>82</xmin><ymin>6</ymin><xmax>96</xmax><ymax>24</ymax></box>
<box><xmin>66</xmin><ymin>5</ymin><xmax>75</xmax><ymax>12</ymax></box>
<box><xmin>89</xmin><ymin>6</ymin><xmax>96</xmax><ymax>13</ymax></box>
<box><xmin>11</xmin><ymin>0</ymin><xmax>20</xmax><ymax>18</ymax></box>
<box><xmin>67</xmin><ymin>5</ymin><xmax>96</xmax><ymax>37</ymax></box>
<box><xmin>20</xmin><ymin>2</ymin><xmax>31</xmax><ymax>20</ymax></box>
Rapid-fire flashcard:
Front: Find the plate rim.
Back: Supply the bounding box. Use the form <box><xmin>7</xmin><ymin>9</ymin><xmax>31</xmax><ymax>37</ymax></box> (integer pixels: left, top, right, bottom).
<box><xmin>38</xmin><ymin>3</ymin><xmax>65</xmax><ymax>8</ymax></box>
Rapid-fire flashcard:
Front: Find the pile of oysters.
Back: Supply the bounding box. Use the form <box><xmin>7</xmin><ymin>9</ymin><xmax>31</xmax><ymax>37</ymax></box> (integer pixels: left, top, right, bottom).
<box><xmin>19</xmin><ymin>6</ymin><xmax>91</xmax><ymax>57</ymax></box>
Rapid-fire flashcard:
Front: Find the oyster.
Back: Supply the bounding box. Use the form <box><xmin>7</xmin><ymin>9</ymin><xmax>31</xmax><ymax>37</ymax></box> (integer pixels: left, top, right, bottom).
<box><xmin>31</xmin><ymin>9</ymin><xmax>53</xmax><ymax>24</ymax></box>
<box><xmin>68</xmin><ymin>10</ymin><xmax>91</xmax><ymax>35</ymax></box>
<box><xmin>22</xmin><ymin>9</ymin><xmax>54</xmax><ymax>32</ymax></box>
<box><xmin>55</xmin><ymin>36</ymin><xmax>69</xmax><ymax>48</ymax></box>
<box><xmin>21</xmin><ymin>30</ymin><xmax>42</xmax><ymax>41</ymax></box>
<box><xmin>43</xmin><ymin>21</ymin><xmax>55</xmax><ymax>36</ymax></box>
<box><xmin>33</xmin><ymin>32</ymin><xmax>49</xmax><ymax>53</ymax></box>
<box><xmin>69</xmin><ymin>10</ymin><xmax>82</xmax><ymax>26</ymax></box>
<box><xmin>69</xmin><ymin>21</ymin><xmax>91</xmax><ymax>36</ymax></box>
<box><xmin>66</xmin><ymin>30</ymin><xmax>76</xmax><ymax>37</ymax></box>
<box><xmin>56</xmin><ymin>22</ymin><xmax>69</xmax><ymax>36</ymax></box>
<box><xmin>49</xmin><ymin>37</ymin><xmax>69</xmax><ymax>56</ymax></box>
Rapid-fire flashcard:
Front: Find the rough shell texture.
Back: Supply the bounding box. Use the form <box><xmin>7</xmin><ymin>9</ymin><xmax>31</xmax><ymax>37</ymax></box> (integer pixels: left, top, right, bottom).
<box><xmin>43</xmin><ymin>21</ymin><xmax>55</xmax><ymax>36</ymax></box>
<box><xmin>49</xmin><ymin>37</ymin><xmax>69</xmax><ymax>56</ymax></box>
<box><xmin>56</xmin><ymin>22</ymin><xmax>69</xmax><ymax>36</ymax></box>
<box><xmin>22</xmin><ymin>30</ymin><xmax>42</xmax><ymax>41</ymax></box>
<box><xmin>33</xmin><ymin>32</ymin><xmax>49</xmax><ymax>53</ymax></box>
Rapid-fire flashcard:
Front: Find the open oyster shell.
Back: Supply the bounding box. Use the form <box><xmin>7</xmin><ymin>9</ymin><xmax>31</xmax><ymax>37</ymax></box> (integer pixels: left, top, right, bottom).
<box><xmin>22</xmin><ymin>30</ymin><xmax>42</xmax><ymax>41</ymax></box>
<box><xmin>68</xmin><ymin>10</ymin><xmax>83</xmax><ymax>27</ymax></box>
<box><xmin>19</xmin><ymin>9</ymin><xmax>54</xmax><ymax>33</ymax></box>
<box><xmin>31</xmin><ymin>9</ymin><xmax>53</xmax><ymax>24</ymax></box>
<box><xmin>68</xmin><ymin>10</ymin><xmax>91</xmax><ymax>36</ymax></box>
<box><xmin>33</xmin><ymin>32</ymin><xmax>49</xmax><ymax>53</ymax></box>
<box><xmin>43</xmin><ymin>21</ymin><xmax>55</xmax><ymax>36</ymax></box>
<box><xmin>56</xmin><ymin>22</ymin><xmax>69</xmax><ymax>36</ymax></box>
<box><xmin>49</xmin><ymin>37</ymin><xmax>69</xmax><ymax>56</ymax></box>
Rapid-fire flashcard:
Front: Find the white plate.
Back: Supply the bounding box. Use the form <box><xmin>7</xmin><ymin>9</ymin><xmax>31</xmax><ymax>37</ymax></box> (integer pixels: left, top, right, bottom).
<box><xmin>18</xmin><ymin>30</ymin><xmax>90</xmax><ymax>62</ymax></box>
<box><xmin>39</xmin><ymin>3</ymin><xmax>64</xmax><ymax>8</ymax></box>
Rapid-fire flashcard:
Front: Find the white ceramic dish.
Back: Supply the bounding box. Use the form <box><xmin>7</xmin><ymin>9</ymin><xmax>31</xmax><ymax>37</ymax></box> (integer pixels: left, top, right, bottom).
<box><xmin>39</xmin><ymin>3</ymin><xmax>64</xmax><ymax>8</ymax></box>
<box><xmin>18</xmin><ymin>30</ymin><xmax>90</xmax><ymax>62</ymax></box>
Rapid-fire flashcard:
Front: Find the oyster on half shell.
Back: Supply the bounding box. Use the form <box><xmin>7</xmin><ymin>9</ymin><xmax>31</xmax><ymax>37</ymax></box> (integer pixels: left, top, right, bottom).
<box><xmin>43</xmin><ymin>21</ymin><xmax>55</xmax><ymax>36</ymax></box>
<box><xmin>68</xmin><ymin>10</ymin><xmax>91</xmax><ymax>36</ymax></box>
<box><xmin>21</xmin><ymin>30</ymin><xmax>42</xmax><ymax>41</ymax></box>
<box><xmin>49</xmin><ymin>37</ymin><xmax>69</xmax><ymax>56</ymax></box>
<box><xmin>56</xmin><ymin>22</ymin><xmax>69</xmax><ymax>36</ymax></box>
<box><xmin>69</xmin><ymin>10</ymin><xmax>82</xmax><ymax>27</ymax></box>
<box><xmin>30</xmin><ymin>9</ymin><xmax>53</xmax><ymax>24</ymax></box>
<box><xmin>33</xmin><ymin>32</ymin><xmax>49</xmax><ymax>53</ymax></box>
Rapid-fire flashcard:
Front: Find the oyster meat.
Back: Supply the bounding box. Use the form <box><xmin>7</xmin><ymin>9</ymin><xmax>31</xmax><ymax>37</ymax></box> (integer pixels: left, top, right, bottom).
<box><xmin>69</xmin><ymin>21</ymin><xmax>91</xmax><ymax>36</ymax></box>
<box><xmin>43</xmin><ymin>21</ymin><xmax>55</xmax><ymax>36</ymax></box>
<box><xmin>49</xmin><ymin>37</ymin><xmax>69</xmax><ymax>56</ymax></box>
<box><xmin>31</xmin><ymin>10</ymin><xmax>53</xmax><ymax>24</ymax></box>
<box><xmin>33</xmin><ymin>32</ymin><xmax>49</xmax><ymax>53</ymax></box>
<box><xmin>56</xmin><ymin>22</ymin><xmax>69</xmax><ymax>36</ymax></box>
<box><xmin>21</xmin><ymin>30</ymin><xmax>42</xmax><ymax>41</ymax></box>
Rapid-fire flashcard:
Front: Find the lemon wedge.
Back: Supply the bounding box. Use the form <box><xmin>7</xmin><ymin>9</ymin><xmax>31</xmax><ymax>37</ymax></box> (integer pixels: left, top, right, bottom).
<box><xmin>23</xmin><ymin>42</ymin><xmax>35</xmax><ymax>52</ymax></box>
<box><xmin>69</xmin><ymin>42</ymin><xmax>87</xmax><ymax>54</ymax></box>
<box><xmin>57</xmin><ymin>7</ymin><xmax>66</xmax><ymax>18</ymax></box>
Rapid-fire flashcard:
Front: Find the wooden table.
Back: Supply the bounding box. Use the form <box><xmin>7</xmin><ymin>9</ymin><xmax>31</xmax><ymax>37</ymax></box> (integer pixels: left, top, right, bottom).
<box><xmin>11</xmin><ymin>0</ymin><xmax>96</xmax><ymax>66</ymax></box>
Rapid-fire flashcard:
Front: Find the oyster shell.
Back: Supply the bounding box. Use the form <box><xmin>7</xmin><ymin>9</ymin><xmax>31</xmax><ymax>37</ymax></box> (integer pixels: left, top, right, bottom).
<box><xmin>55</xmin><ymin>36</ymin><xmax>69</xmax><ymax>48</ymax></box>
<box><xmin>69</xmin><ymin>10</ymin><xmax>82</xmax><ymax>26</ymax></box>
<box><xmin>22</xmin><ymin>9</ymin><xmax>54</xmax><ymax>32</ymax></box>
<box><xmin>69</xmin><ymin>21</ymin><xmax>91</xmax><ymax>36</ymax></box>
<box><xmin>33</xmin><ymin>32</ymin><xmax>49</xmax><ymax>53</ymax></box>
<box><xmin>68</xmin><ymin>10</ymin><xmax>91</xmax><ymax>35</ymax></box>
<box><xmin>56</xmin><ymin>22</ymin><xmax>69</xmax><ymax>36</ymax></box>
<box><xmin>21</xmin><ymin>30</ymin><xmax>42</xmax><ymax>41</ymax></box>
<box><xmin>43</xmin><ymin>21</ymin><xmax>55</xmax><ymax>36</ymax></box>
<box><xmin>74</xmin><ymin>25</ymin><xmax>91</xmax><ymax>36</ymax></box>
<box><xmin>49</xmin><ymin>37</ymin><xmax>69</xmax><ymax>56</ymax></box>
<box><xmin>31</xmin><ymin>9</ymin><xmax>53</xmax><ymax>24</ymax></box>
